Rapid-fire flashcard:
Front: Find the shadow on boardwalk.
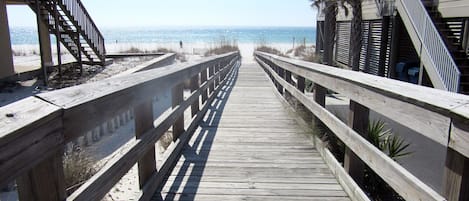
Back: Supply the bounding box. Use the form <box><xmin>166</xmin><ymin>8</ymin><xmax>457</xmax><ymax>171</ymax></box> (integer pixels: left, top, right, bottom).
<box><xmin>154</xmin><ymin>64</ymin><xmax>239</xmax><ymax>201</ymax></box>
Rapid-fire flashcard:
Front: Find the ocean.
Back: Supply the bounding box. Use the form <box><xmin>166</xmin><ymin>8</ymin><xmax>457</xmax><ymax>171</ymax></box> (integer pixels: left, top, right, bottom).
<box><xmin>9</xmin><ymin>26</ymin><xmax>316</xmax><ymax>46</ymax></box>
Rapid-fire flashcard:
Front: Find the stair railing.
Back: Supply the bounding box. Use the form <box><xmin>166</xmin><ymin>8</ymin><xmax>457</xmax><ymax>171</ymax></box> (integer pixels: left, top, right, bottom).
<box><xmin>59</xmin><ymin>0</ymin><xmax>105</xmax><ymax>62</ymax></box>
<box><xmin>396</xmin><ymin>0</ymin><xmax>460</xmax><ymax>92</ymax></box>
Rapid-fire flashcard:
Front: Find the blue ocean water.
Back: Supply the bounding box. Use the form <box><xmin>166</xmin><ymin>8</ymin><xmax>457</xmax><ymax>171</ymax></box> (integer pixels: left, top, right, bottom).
<box><xmin>9</xmin><ymin>26</ymin><xmax>316</xmax><ymax>45</ymax></box>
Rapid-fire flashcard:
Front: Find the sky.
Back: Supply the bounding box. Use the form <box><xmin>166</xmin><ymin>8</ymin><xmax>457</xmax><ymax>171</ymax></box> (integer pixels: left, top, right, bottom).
<box><xmin>6</xmin><ymin>0</ymin><xmax>317</xmax><ymax>28</ymax></box>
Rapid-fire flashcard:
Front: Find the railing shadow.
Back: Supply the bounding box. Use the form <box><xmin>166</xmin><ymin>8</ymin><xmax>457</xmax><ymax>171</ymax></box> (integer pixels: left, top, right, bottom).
<box><xmin>157</xmin><ymin>62</ymin><xmax>239</xmax><ymax>201</ymax></box>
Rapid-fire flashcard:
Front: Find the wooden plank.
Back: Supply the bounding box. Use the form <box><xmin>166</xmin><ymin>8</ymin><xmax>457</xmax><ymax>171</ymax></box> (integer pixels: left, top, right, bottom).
<box><xmin>158</xmin><ymin>194</ymin><xmax>351</xmax><ymax>201</ymax></box>
<box><xmin>344</xmin><ymin>100</ymin><xmax>369</xmax><ymax>186</ymax></box>
<box><xmin>256</xmin><ymin>57</ymin><xmax>445</xmax><ymax>201</ymax></box>
<box><xmin>190</xmin><ymin>74</ymin><xmax>200</xmax><ymax>117</ymax></box>
<box><xmin>17</xmin><ymin>150</ymin><xmax>66</xmax><ymax>201</ymax></box>
<box><xmin>172</xmin><ymin>83</ymin><xmax>185</xmax><ymax>140</ymax></box>
<box><xmin>450</xmin><ymin>104</ymin><xmax>469</xmax><ymax>158</ymax></box>
<box><xmin>134</xmin><ymin>101</ymin><xmax>157</xmax><ymax>188</ymax></box>
<box><xmin>201</xmin><ymin>68</ymin><xmax>208</xmax><ymax>103</ymax></box>
<box><xmin>443</xmin><ymin>147</ymin><xmax>469</xmax><ymax>201</ymax></box>
<box><xmin>0</xmin><ymin>97</ymin><xmax>63</xmax><ymax>188</ymax></box>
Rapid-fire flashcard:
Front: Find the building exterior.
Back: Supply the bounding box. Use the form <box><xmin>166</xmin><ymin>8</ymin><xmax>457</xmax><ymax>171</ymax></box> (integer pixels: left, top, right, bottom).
<box><xmin>316</xmin><ymin>0</ymin><xmax>469</xmax><ymax>94</ymax></box>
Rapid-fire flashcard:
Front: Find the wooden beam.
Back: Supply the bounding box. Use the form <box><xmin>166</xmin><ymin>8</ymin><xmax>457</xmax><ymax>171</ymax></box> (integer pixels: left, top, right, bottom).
<box><xmin>344</xmin><ymin>101</ymin><xmax>369</xmax><ymax>186</ymax></box>
<box><xmin>134</xmin><ymin>101</ymin><xmax>156</xmax><ymax>189</ymax></box>
<box><xmin>17</xmin><ymin>150</ymin><xmax>66</xmax><ymax>201</ymax></box>
<box><xmin>172</xmin><ymin>83</ymin><xmax>184</xmax><ymax>141</ymax></box>
<box><xmin>444</xmin><ymin>119</ymin><xmax>469</xmax><ymax>201</ymax></box>
<box><xmin>190</xmin><ymin>74</ymin><xmax>200</xmax><ymax>117</ymax></box>
<box><xmin>201</xmin><ymin>67</ymin><xmax>208</xmax><ymax>104</ymax></box>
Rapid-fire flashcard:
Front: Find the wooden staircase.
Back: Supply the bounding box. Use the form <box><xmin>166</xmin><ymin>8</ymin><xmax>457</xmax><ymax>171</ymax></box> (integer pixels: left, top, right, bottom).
<box><xmin>425</xmin><ymin>3</ymin><xmax>469</xmax><ymax>94</ymax></box>
<box><xmin>29</xmin><ymin>0</ymin><xmax>106</xmax><ymax>67</ymax></box>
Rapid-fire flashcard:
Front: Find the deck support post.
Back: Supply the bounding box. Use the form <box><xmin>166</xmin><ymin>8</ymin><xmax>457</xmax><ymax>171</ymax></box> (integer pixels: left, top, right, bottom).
<box><xmin>201</xmin><ymin>67</ymin><xmax>208</xmax><ymax>104</ymax></box>
<box><xmin>190</xmin><ymin>74</ymin><xmax>200</xmax><ymax>117</ymax></box>
<box><xmin>17</xmin><ymin>150</ymin><xmax>66</xmax><ymax>201</ymax></box>
<box><xmin>344</xmin><ymin>101</ymin><xmax>369</xmax><ymax>187</ymax></box>
<box><xmin>134</xmin><ymin>101</ymin><xmax>156</xmax><ymax>189</ymax></box>
<box><xmin>0</xmin><ymin>0</ymin><xmax>14</xmax><ymax>80</ymax></box>
<box><xmin>443</xmin><ymin>120</ymin><xmax>469</xmax><ymax>201</ymax></box>
<box><xmin>172</xmin><ymin>83</ymin><xmax>185</xmax><ymax>140</ymax></box>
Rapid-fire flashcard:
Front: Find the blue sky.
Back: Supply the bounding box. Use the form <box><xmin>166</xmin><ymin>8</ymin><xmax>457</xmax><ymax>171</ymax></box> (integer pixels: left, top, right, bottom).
<box><xmin>7</xmin><ymin>0</ymin><xmax>317</xmax><ymax>27</ymax></box>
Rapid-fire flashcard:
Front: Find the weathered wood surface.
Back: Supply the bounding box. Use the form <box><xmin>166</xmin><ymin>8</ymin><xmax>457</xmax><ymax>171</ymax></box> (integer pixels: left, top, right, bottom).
<box><xmin>255</xmin><ymin>51</ymin><xmax>469</xmax><ymax>149</ymax></box>
<box><xmin>256</xmin><ymin>56</ymin><xmax>446</xmax><ymax>201</ymax></box>
<box><xmin>156</xmin><ymin>62</ymin><xmax>350</xmax><ymax>200</ymax></box>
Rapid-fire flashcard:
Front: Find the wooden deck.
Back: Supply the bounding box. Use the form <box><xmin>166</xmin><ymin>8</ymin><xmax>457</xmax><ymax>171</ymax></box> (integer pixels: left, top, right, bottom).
<box><xmin>154</xmin><ymin>61</ymin><xmax>351</xmax><ymax>200</ymax></box>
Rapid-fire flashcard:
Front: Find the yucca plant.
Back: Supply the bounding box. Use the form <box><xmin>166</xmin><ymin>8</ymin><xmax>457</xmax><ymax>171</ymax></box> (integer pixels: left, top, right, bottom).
<box><xmin>365</xmin><ymin>120</ymin><xmax>411</xmax><ymax>200</ymax></box>
<box><xmin>367</xmin><ymin>120</ymin><xmax>412</xmax><ymax>161</ymax></box>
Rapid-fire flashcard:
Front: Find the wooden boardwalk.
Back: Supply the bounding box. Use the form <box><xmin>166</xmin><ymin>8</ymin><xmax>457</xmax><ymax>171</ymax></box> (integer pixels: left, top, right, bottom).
<box><xmin>155</xmin><ymin>61</ymin><xmax>351</xmax><ymax>201</ymax></box>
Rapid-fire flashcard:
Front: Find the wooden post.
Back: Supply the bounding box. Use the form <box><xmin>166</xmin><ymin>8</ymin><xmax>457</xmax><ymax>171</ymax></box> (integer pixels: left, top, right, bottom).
<box><xmin>172</xmin><ymin>83</ymin><xmax>184</xmax><ymax>140</ymax></box>
<box><xmin>0</xmin><ymin>0</ymin><xmax>14</xmax><ymax>80</ymax></box>
<box><xmin>277</xmin><ymin>66</ymin><xmax>285</xmax><ymax>94</ymax></box>
<box><xmin>214</xmin><ymin>63</ymin><xmax>220</xmax><ymax>87</ymax></box>
<box><xmin>443</xmin><ymin>148</ymin><xmax>469</xmax><ymax>201</ymax></box>
<box><xmin>134</xmin><ymin>101</ymin><xmax>156</xmax><ymax>188</ymax></box>
<box><xmin>209</xmin><ymin>65</ymin><xmax>215</xmax><ymax>95</ymax></box>
<box><xmin>344</xmin><ymin>100</ymin><xmax>369</xmax><ymax>186</ymax></box>
<box><xmin>201</xmin><ymin>67</ymin><xmax>208</xmax><ymax>104</ymax></box>
<box><xmin>17</xmin><ymin>150</ymin><xmax>66</xmax><ymax>201</ymax></box>
<box><xmin>297</xmin><ymin>76</ymin><xmax>306</xmax><ymax>93</ymax></box>
<box><xmin>443</xmin><ymin>120</ymin><xmax>469</xmax><ymax>201</ymax></box>
<box><xmin>190</xmin><ymin>74</ymin><xmax>200</xmax><ymax>117</ymax></box>
<box><xmin>284</xmin><ymin>70</ymin><xmax>293</xmax><ymax>98</ymax></box>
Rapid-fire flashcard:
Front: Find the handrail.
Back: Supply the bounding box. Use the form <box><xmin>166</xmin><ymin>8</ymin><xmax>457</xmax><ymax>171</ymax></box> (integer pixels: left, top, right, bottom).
<box><xmin>0</xmin><ymin>51</ymin><xmax>240</xmax><ymax>201</ymax></box>
<box><xmin>255</xmin><ymin>51</ymin><xmax>469</xmax><ymax>201</ymax></box>
<box><xmin>58</xmin><ymin>0</ymin><xmax>106</xmax><ymax>61</ymax></box>
<box><xmin>396</xmin><ymin>0</ymin><xmax>460</xmax><ymax>92</ymax></box>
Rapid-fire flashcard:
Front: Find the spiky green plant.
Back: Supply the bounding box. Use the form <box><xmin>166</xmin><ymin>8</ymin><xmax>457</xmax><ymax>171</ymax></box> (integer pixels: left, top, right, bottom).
<box><xmin>367</xmin><ymin>120</ymin><xmax>412</xmax><ymax>161</ymax></box>
<box><xmin>365</xmin><ymin>120</ymin><xmax>411</xmax><ymax>200</ymax></box>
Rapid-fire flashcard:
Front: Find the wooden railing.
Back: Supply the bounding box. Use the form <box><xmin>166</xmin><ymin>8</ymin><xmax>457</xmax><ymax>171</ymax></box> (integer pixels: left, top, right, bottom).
<box><xmin>255</xmin><ymin>51</ymin><xmax>469</xmax><ymax>201</ymax></box>
<box><xmin>0</xmin><ymin>52</ymin><xmax>240</xmax><ymax>201</ymax></box>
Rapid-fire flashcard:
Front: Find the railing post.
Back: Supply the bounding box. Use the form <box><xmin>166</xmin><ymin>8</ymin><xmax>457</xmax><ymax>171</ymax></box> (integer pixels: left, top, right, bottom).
<box><xmin>17</xmin><ymin>150</ymin><xmax>66</xmax><ymax>201</ymax></box>
<box><xmin>209</xmin><ymin>64</ymin><xmax>215</xmax><ymax>95</ymax></box>
<box><xmin>190</xmin><ymin>73</ymin><xmax>200</xmax><ymax>117</ymax></box>
<box><xmin>277</xmin><ymin>66</ymin><xmax>285</xmax><ymax>94</ymax></box>
<box><xmin>297</xmin><ymin>76</ymin><xmax>306</xmax><ymax>93</ymax></box>
<box><xmin>443</xmin><ymin>120</ymin><xmax>469</xmax><ymax>201</ymax></box>
<box><xmin>172</xmin><ymin>83</ymin><xmax>185</xmax><ymax>140</ymax></box>
<box><xmin>215</xmin><ymin>62</ymin><xmax>220</xmax><ymax>88</ymax></box>
<box><xmin>313</xmin><ymin>84</ymin><xmax>327</xmax><ymax>127</ymax></box>
<box><xmin>201</xmin><ymin>66</ymin><xmax>208</xmax><ymax>104</ymax></box>
<box><xmin>344</xmin><ymin>100</ymin><xmax>369</xmax><ymax>186</ymax></box>
<box><xmin>134</xmin><ymin>101</ymin><xmax>156</xmax><ymax>189</ymax></box>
